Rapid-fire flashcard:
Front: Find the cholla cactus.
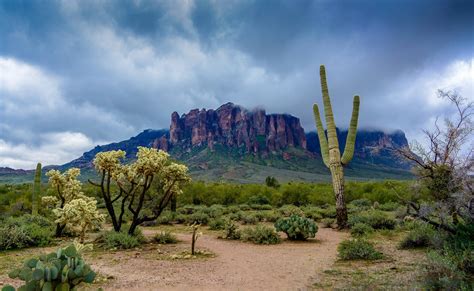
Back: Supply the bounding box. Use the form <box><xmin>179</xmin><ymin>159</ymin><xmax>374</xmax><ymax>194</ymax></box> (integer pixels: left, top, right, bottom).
<box><xmin>190</xmin><ymin>222</ymin><xmax>202</xmax><ymax>255</ymax></box>
<box><xmin>313</xmin><ymin>65</ymin><xmax>360</xmax><ymax>228</ymax></box>
<box><xmin>43</xmin><ymin>168</ymin><xmax>102</xmax><ymax>238</ymax></box>
<box><xmin>91</xmin><ymin>146</ymin><xmax>191</xmax><ymax>235</ymax></box>
<box><xmin>54</xmin><ymin>198</ymin><xmax>105</xmax><ymax>243</ymax></box>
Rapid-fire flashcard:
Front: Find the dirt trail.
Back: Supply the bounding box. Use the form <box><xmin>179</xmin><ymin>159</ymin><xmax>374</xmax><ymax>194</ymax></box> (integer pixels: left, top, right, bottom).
<box><xmin>95</xmin><ymin>227</ymin><xmax>348</xmax><ymax>291</ymax></box>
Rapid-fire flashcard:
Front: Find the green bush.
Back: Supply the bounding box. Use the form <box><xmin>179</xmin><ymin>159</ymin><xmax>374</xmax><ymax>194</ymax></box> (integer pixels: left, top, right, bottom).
<box><xmin>207</xmin><ymin>204</ymin><xmax>225</xmax><ymax>218</ymax></box>
<box><xmin>187</xmin><ymin>211</ymin><xmax>210</xmax><ymax>225</ymax></box>
<box><xmin>320</xmin><ymin>218</ymin><xmax>334</xmax><ymax>228</ymax></box>
<box><xmin>277</xmin><ymin>205</ymin><xmax>304</xmax><ymax>217</ymax></box>
<box><xmin>0</xmin><ymin>225</ymin><xmax>32</xmax><ymax>250</ymax></box>
<box><xmin>350</xmin><ymin>223</ymin><xmax>374</xmax><ymax>237</ymax></box>
<box><xmin>250</xmin><ymin>204</ymin><xmax>273</xmax><ymax>210</ymax></box>
<box><xmin>0</xmin><ymin>215</ymin><xmax>54</xmax><ymax>250</ymax></box>
<box><xmin>241</xmin><ymin>213</ymin><xmax>259</xmax><ymax>224</ymax></box>
<box><xmin>154</xmin><ymin>232</ymin><xmax>178</xmax><ymax>244</ymax></box>
<box><xmin>349</xmin><ymin>210</ymin><xmax>397</xmax><ymax>230</ymax></box>
<box><xmin>317</xmin><ymin>206</ymin><xmax>337</xmax><ymax>218</ymax></box>
<box><xmin>4</xmin><ymin>243</ymin><xmax>96</xmax><ymax>291</ymax></box>
<box><xmin>399</xmin><ymin>222</ymin><xmax>435</xmax><ymax>249</ymax></box>
<box><xmin>228</xmin><ymin>211</ymin><xmax>244</xmax><ymax>221</ymax></box>
<box><xmin>378</xmin><ymin>202</ymin><xmax>400</xmax><ymax>211</ymax></box>
<box><xmin>208</xmin><ymin>217</ymin><xmax>228</xmax><ymax>230</ymax></box>
<box><xmin>241</xmin><ymin>225</ymin><xmax>281</xmax><ymax>244</ymax></box>
<box><xmin>259</xmin><ymin>210</ymin><xmax>281</xmax><ymax>222</ymax></box>
<box><xmin>275</xmin><ymin>215</ymin><xmax>318</xmax><ymax>240</ymax></box>
<box><xmin>338</xmin><ymin>239</ymin><xmax>383</xmax><ymax>260</ymax></box>
<box><xmin>423</xmin><ymin>223</ymin><xmax>474</xmax><ymax>289</ymax></box>
<box><xmin>156</xmin><ymin>211</ymin><xmax>175</xmax><ymax>225</ymax></box>
<box><xmin>349</xmin><ymin>198</ymin><xmax>372</xmax><ymax>208</ymax></box>
<box><xmin>222</xmin><ymin>221</ymin><xmax>241</xmax><ymax>240</ymax></box>
<box><xmin>301</xmin><ymin>206</ymin><xmax>323</xmax><ymax>221</ymax></box>
<box><xmin>97</xmin><ymin>229</ymin><xmax>146</xmax><ymax>249</ymax></box>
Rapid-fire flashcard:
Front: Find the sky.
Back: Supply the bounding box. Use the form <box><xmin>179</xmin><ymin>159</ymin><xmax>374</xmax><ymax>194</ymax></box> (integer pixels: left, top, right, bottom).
<box><xmin>0</xmin><ymin>0</ymin><xmax>473</xmax><ymax>169</ymax></box>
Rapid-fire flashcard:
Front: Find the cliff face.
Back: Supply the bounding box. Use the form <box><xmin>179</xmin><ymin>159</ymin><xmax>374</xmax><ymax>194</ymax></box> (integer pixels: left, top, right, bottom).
<box><xmin>169</xmin><ymin>103</ymin><xmax>306</xmax><ymax>153</ymax></box>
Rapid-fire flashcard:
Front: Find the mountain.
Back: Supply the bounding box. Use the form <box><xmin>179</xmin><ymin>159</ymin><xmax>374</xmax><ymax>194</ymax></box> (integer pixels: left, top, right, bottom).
<box><xmin>1</xmin><ymin>103</ymin><xmax>414</xmax><ymax>184</ymax></box>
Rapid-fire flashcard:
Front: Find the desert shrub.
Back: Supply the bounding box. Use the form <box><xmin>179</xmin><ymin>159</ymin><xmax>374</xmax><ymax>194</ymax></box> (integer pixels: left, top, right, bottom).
<box><xmin>208</xmin><ymin>217</ymin><xmax>228</xmax><ymax>230</ymax></box>
<box><xmin>241</xmin><ymin>213</ymin><xmax>259</xmax><ymax>225</ymax></box>
<box><xmin>154</xmin><ymin>232</ymin><xmax>178</xmax><ymax>244</ymax></box>
<box><xmin>301</xmin><ymin>206</ymin><xmax>323</xmax><ymax>220</ymax></box>
<box><xmin>320</xmin><ymin>218</ymin><xmax>335</xmax><ymax>228</ymax></box>
<box><xmin>227</xmin><ymin>205</ymin><xmax>240</xmax><ymax>213</ymax></box>
<box><xmin>350</xmin><ymin>223</ymin><xmax>374</xmax><ymax>237</ymax></box>
<box><xmin>349</xmin><ymin>198</ymin><xmax>372</xmax><ymax>208</ymax></box>
<box><xmin>259</xmin><ymin>210</ymin><xmax>281</xmax><ymax>222</ymax></box>
<box><xmin>241</xmin><ymin>225</ymin><xmax>281</xmax><ymax>245</ymax></box>
<box><xmin>156</xmin><ymin>211</ymin><xmax>175</xmax><ymax>225</ymax></box>
<box><xmin>317</xmin><ymin>206</ymin><xmax>337</xmax><ymax>218</ymax></box>
<box><xmin>174</xmin><ymin>214</ymin><xmax>188</xmax><ymax>224</ymax></box>
<box><xmin>228</xmin><ymin>211</ymin><xmax>244</xmax><ymax>221</ymax></box>
<box><xmin>3</xmin><ymin>242</ymin><xmax>96</xmax><ymax>291</ymax></box>
<box><xmin>0</xmin><ymin>225</ymin><xmax>32</xmax><ymax>250</ymax></box>
<box><xmin>187</xmin><ymin>211</ymin><xmax>210</xmax><ymax>225</ymax></box>
<box><xmin>399</xmin><ymin>222</ymin><xmax>435</xmax><ymax>249</ymax></box>
<box><xmin>0</xmin><ymin>215</ymin><xmax>54</xmax><ymax>250</ymax></box>
<box><xmin>97</xmin><ymin>229</ymin><xmax>145</xmax><ymax>249</ymax></box>
<box><xmin>423</xmin><ymin>223</ymin><xmax>474</xmax><ymax>289</ymax></box>
<box><xmin>275</xmin><ymin>215</ymin><xmax>318</xmax><ymax>240</ymax></box>
<box><xmin>247</xmin><ymin>194</ymin><xmax>271</xmax><ymax>205</ymax></box>
<box><xmin>207</xmin><ymin>204</ymin><xmax>225</xmax><ymax>218</ymax></box>
<box><xmin>378</xmin><ymin>201</ymin><xmax>400</xmax><ymax>211</ymax></box>
<box><xmin>349</xmin><ymin>210</ymin><xmax>397</xmax><ymax>230</ymax></box>
<box><xmin>239</xmin><ymin>204</ymin><xmax>251</xmax><ymax>211</ymax></box>
<box><xmin>338</xmin><ymin>239</ymin><xmax>383</xmax><ymax>260</ymax></box>
<box><xmin>250</xmin><ymin>204</ymin><xmax>273</xmax><ymax>210</ymax></box>
<box><xmin>277</xmin><ymin>205</ymin><xmax>304</xmax><ymax>217</ymax></box>
<box><xmin>223</xmin><ymin>221</ymin><xmax>241</xmax><ymax>240</ymax></box>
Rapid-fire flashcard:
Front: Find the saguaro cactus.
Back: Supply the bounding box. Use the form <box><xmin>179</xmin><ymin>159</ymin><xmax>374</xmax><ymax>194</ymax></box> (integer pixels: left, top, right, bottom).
<box><xmin>313</xmin><ymin>65</ymin><xmax>360</xmax><ymax>228</ymax></box>
<box><xmin>32</xmin><ymin>162</ymin><xmax>42</xmax><ymax>215</ymax></box>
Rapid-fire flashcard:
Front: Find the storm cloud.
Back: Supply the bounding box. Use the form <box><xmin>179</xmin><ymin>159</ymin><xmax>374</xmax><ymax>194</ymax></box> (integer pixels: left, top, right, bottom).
<box><xmin>0</xmin><ymin>0</ymin><xmax>473</xmax><ymax>169</ymax></box>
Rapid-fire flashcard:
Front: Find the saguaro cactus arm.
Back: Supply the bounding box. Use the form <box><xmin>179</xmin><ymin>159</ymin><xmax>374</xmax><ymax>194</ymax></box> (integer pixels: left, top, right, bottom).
<box><xmin>312</xmin><ymin>104</ymin><xmax>329</xmax><ymax>167</ymax></box>
<box><xmin>341</xmin><ymin>95</ymin><xmax>360</xmax><ymax>165</ymax></box>
<box><xmin>319</xmin><ymin>65</ymin><xmax>339</xmax><ymax>150</ymax></box>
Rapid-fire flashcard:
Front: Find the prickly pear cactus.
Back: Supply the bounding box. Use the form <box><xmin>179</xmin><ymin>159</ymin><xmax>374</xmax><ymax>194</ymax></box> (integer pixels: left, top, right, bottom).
<box><xmin>274</xmin><ymin>215</ymin><xmax>318</xmax><ymax>240</ymax></box>
<box><xmin>4</xmin><ymin>242</ymin><xmax>96</xmax><ymax>291</ymax></box>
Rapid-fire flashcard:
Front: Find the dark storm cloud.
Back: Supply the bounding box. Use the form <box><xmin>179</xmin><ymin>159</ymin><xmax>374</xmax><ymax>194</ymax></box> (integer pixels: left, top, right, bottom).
<box><xmin>0</xmin><ymin>0</ymin><xmax>472</xmax><ymax>168</ymax></box>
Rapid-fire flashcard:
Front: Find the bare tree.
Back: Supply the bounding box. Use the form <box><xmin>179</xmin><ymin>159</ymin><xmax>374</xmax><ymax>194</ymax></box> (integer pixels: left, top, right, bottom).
<box><xmin>397</xmin><ymin>90</ymin><xmax>473</xmax><ymax>233</ymax></box>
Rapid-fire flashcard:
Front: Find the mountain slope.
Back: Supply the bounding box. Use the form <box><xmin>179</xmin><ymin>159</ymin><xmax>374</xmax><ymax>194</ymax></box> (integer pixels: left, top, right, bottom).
<box><xmin>0</xmin><ymin>103</ymin><xmax>414</xmax><ymax>183</ymax></box>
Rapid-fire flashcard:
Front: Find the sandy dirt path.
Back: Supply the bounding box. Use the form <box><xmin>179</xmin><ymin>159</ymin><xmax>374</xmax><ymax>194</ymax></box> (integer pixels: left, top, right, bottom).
<box><xmin>94</xmin><ymin>227</ymin><xmax>348</xmax><ymax>291</ymax></box>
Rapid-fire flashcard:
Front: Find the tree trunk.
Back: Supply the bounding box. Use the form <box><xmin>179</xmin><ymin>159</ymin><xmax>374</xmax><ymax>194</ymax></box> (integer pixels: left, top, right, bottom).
<box><xmin>170</xmin><ymin>196</ymin><xmax>177</xmax><ymax>213</ymax></box>
<box><xmin>55</xmin><ymin>223</ymin><xmax>65</xmax><ymax>237</ymax></box>
<box><xmin>330</xmin><ymin>163</ymin><xmax>348</xmax><ymax>229</ymax></box>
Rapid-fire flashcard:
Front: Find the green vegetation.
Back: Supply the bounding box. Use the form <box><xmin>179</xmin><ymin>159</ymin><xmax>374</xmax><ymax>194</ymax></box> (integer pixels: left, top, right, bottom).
<box><xmin>3</xmin><ymin>242</ymin><xmax>96</xmax><ymax>291</ymax></box>
<box><xmin>241</xmin><ymin>225</ymin><xmax>281</xmax><ymax>245</ymax></box>
<box><xmin>274</xmin><ymin>215</ymin><xmax>318</xmax><ymax>240</ymax></box>
<box><xmin>0</xmin><ymin>215</ymin><xmax>54</xmax><ymax>251</ymax></box>
<box><xmin>96</xmin><ymin>228</ymin><xmax>146</xmax><ymax>250</ymax></box>
<box><xmin>348</xmin><ymin>210</ymin><xmax>397</xmax><ymax>230</ymax></box>
<box><xmin>154</xmin><ymin>231</ymin><xmax>178</xmax><ymax>244</ymax></box>
<box><xmin>338</xmin><ymin>239</ymin><xmax>383</xmax><ymax>260</ymax></box>
<box><xmin>350</xmin><ymin>223</ymin><xmax>374</xmax><ymax>237</ymax></box>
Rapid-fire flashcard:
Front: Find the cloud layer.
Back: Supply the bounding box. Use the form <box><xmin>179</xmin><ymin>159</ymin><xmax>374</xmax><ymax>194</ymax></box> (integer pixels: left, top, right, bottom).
<box><xmin>0</xmin><ymin>0</ymin><xmax>473</xmax><ymax>169</ymax></box>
